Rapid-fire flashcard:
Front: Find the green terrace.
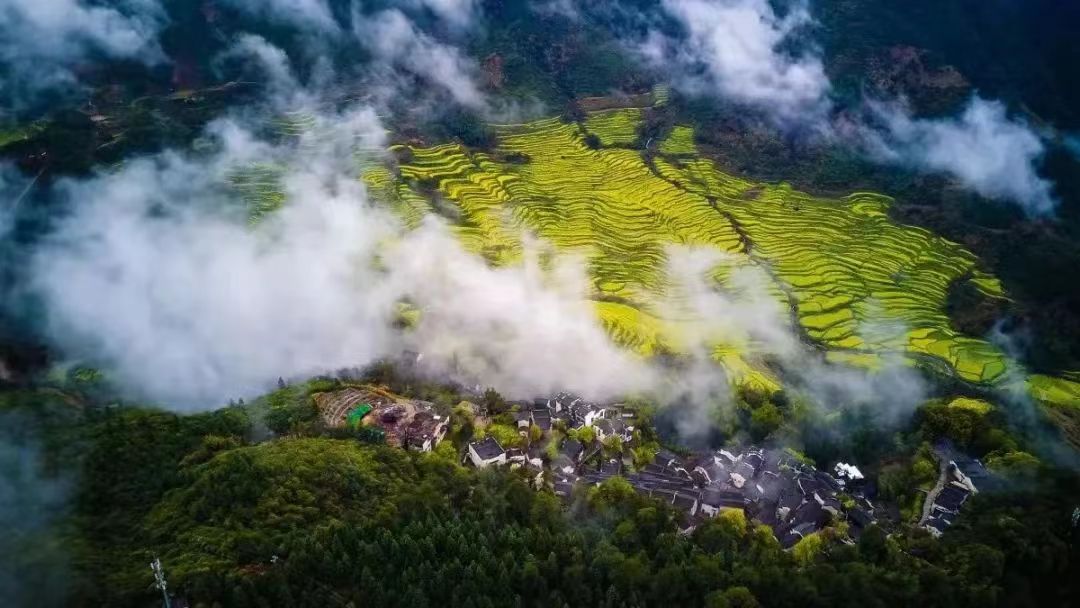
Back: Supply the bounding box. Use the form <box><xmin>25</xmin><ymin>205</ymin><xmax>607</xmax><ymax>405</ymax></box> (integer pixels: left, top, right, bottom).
<box><xmin>223</xmin><ymin>101</ymin><xmax>1079</xmax><ymax>422</ymax></box>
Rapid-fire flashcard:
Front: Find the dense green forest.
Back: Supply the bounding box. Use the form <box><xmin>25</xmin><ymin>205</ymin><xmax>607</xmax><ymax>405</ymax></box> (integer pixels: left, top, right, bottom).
<box><xmin>2</xmin><ymin>378</ymin><xmax>1078</xmax><ymax>608</ymax></box>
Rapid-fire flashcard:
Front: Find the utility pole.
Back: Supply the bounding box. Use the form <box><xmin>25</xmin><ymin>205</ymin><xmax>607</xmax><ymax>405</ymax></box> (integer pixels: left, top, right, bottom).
<box><xmin>150</xmin><ymin>557</ymin><xmax>171</xmax><ymax>608</ymax></box>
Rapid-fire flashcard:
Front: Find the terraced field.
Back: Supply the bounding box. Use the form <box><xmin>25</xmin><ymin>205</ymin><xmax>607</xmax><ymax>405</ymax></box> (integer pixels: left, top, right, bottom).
<box><xmin>360</xmin><ymin>108</ymin><xmax>1032</xmax><ymax>396</ymax></box>
<box><xmin>652</xmin><ymin>144</ymin><xmax>1009</xmax><ymax>384</ymax></box>
<box><xmin>213</xmin><ymin>100</ymin><xmax>1077</xmax><ymax>413</ymax></box>
<box><xmin>228</xmin><ymin>162</ymin><xmax>286</xmax><ymax>223</ymax></box>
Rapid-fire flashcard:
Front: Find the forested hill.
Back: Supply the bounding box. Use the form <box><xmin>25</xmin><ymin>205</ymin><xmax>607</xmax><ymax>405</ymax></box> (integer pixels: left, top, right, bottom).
<box><xmin>4</xmin><ymin>378</ymin><xmax>1079</xmax><ymax>608</ymax></box>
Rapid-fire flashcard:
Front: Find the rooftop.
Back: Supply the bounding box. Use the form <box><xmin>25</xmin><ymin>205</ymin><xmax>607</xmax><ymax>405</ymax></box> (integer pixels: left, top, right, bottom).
<box><xmin>470</xmin><ymin>436</ymin><xmax>504</xmax><ymax>460</ymax></box>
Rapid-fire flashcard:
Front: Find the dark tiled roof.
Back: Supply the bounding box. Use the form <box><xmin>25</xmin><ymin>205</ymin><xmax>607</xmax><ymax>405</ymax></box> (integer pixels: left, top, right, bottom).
<box><xmin>562</xmin><ymin>439</ymin><xmax>583</xmax><ymax>460</ymax></box>
<box><xmin>700</xmin><ymin>462</ymin><xmax>729</xmax><ymax>484</ymax></box>
<box><xmin>531</xmin><ymin>411</ymin><xmax>552</xmax><ymax>430</ymax></box>
<box><xmin>751</xmin><ymin>499</ymin><xmax>780</xmax><ymax>527</ymax></box>
<box><xmin>554</xmin><ymin>481</ymin><xmax>575</xmax><ymax>497</ymax></box>
<box><xmin>925</xmin><ymin>516</ymin><xmax>949</xmax><ymax>533</ymax></box>
<box><xmin>470</xmin><ymin>437</ymin><xmax>504</xmax><ymax>460</ymax></box>
<box><xmin>655</xmin><ymin>449</ymin><xmax>679</xmax><ymax>466</ymax></box>
<box><xmin>936</xmin><ymin>486</ymin><xmax>969</xmax><ymax>512</ymax></box>
<box><xmin>814</xmin><ymin>471</ymin><xmax>842</xmax><ymax>492</ymax></box>
<box><xmin>673</xmin><ymin>493</ymin><xmax>698</xmax><ymax>512</ymax></box>
<box><xmin>780</xmin><ymin>521</ymin><xmax>820</xmax><ymax>548</ymax></box>
<box><xmin>745</xmin><ymin>453</ymin><xmax>764</xmax><ymax>472</ymax></box>
<box><xmin>790</xmin><ymin>499</ymin><xmax>826</xmax><ymax>527</ymax></box>
<box><xmin>778</xmin><ymin>488</ymin><xmax>802</xmax><ymax>511</ymax></box>
<box><xmin>701</xmin><ymin>488</ymin><xmax>746</xmax><ymax>508</ymax></box>
<box><xmin>600</xmin><ymin>460</ymin><xmax>622</xmax><ymax>475</ymax></box>
<box><xmin>817</xmin><ymin>493</ymin><xmax>843</xmax><ymax>512</ymax></box>
<box><xmin>797</xmin><ymin>476</ymin><xmax>822</xmax><ymax>496</ymax></box>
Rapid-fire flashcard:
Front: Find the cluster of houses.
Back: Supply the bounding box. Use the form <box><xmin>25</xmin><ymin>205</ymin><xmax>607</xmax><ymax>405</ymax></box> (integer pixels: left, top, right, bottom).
<box><xmin>319</xmin><ymin>385</ymin><xmax>985</xmax><ymax>547</ymax></box>
<box><xmin>564</xmin><ymin>446</ymin><xmax>877</xmax><ymax>547</ymax></box>
<box><xmin>463</xmin><ymin>392</ymin><xmax>893</xmax><ymax>547</ymax></box>
<box><xmin>523</xmin><ymin>392</ymin><xmax>636</xmax><ymax>442</ymax></box>
<box><xmin>467</xmin><ymin>392</ymin><xmax>634</xmax><ymax>487</ymax></box>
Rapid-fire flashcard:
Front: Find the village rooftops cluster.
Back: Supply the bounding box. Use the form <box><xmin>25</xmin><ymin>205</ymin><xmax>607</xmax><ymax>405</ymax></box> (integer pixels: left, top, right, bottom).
<box><xmin>335</xmin><ymin>387</ymin><xmax>985</xmax><ymax>549</ymax></box>
<box><xmin>533</xmin><ymin>392</ymin><xmax>635</xmax><ymax>440</ymax></box>
<box><xmin>561</xmin><ymin>446</ymin><xmax>879</xmax><ymax>547</ymax></box>
<box><xmin>467</xmin><ymin>391</ymin><xmax>637</xmax><ymax>489</ymax></box>
<box><xmin>462</xmin><ymin>391</ymin><xmax>898</xmax><ymax>547</ymax></box>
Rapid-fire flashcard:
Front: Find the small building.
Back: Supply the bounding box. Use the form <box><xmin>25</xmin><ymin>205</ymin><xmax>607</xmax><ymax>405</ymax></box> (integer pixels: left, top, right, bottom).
<box><xmin>531</xmin><ymin>408</ymin><xmax>552</xmax><ymax>431</ymax></box>
<box><xmin>513</xmin><ymin>410</ymin><xmax>532</xmax><ymax>431</ymax></box>
<box><xmin>468</xmin><ymin>437</ymin><xmax>506</xmax><ymax>468</ymax></box>
<box><xmin>553</xmin><ymin>477</ymin><xmax>576</xmax><ymax>498</ymax></box>
<box><xmin>673</xmin><ymin>492</ymin><xmax>699</xmax><ymax>516</ymax></box>
<box><xmin>505</xmin><ymin>448</ymin><xmax>527</xmax><ymax>464</ymax></box>
<box><xmin>694</xmin><ymin>461</ymin><xmax>729</xmax><ymax>486</ymax></box>
<box><xmin>934</xmin><ymin>484</ymin><xmax>970</xmax><ymax>514</ymax></box>
<box><xmin>595</xmin><ymin>418</ymin><xmax>633</xmax><ymax>442</ymax></box>
<box><xmin>561</xmin><ymin>439</ymin><xmax>584</xmax><ymax>463</ymax></box>
<box><xmin>572</xmin><ymin>402</ymin><xmax>608</xmax><ymax>428</ymax></box>
<box><xmin>599</xmin><ymin>459</ymin><xmax>622</xmax><ymax>476</ymax></box>
<box><xmin>775</xmin><ymin>488</ymin><xmax>802</xmax><ymax>523</ymax></box>
<box><xmin>552</xmin><ymin>454</ymin><xmax>576</xmax><ymax>476</ymax></box>
<box><xmin>405</xmin><ymin>412</ymin><xmax>449</xmax><ymax>452</ymax></box>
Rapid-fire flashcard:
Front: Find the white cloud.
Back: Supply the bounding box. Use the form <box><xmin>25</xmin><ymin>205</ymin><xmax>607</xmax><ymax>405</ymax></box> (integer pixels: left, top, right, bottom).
<box><xmin>0</xmin><ymin>0</ymin><xmax>166</xmax><ymax>106</ymax></box>
<box><xmin>26</xmin><ymin>106</ymin><xmax>647</xmax><ymax>407</ymax></box>
<box><xmin>384</xmin><ymin>226</ymin><xmax>656</xmax><ymax>399</ymax></box>
<box><xmin>217</xmin><ymin>34</ymin><xmax>303</xmax><ymax>103</ymax></box>
<box><xmin>354</xmin><ymin>9</ymin><xmax>488</xmax><ymax>111</ymax></box>
<box><xmin>220</xmin><ymin>0</ymin><xmax>340</xmax><ymax>34</ymax></box>
<box><xmin>642</xmin><ymin>0</ymin><xmax>831</xmax><ymax>123</ymax></box>
<box><xmin>651</xmin><ymin>246</ymin><xmax>927</xmax><ymax>442</ymax></box>
<box><xmin>867</xmin><ymin>96</ymin><xmax>1055</xmax><ymax>214</ymax></box>
<box><xmin>406</xmin><ymin>0</ymin><xmax>482</xmax><ymax>31</ymax></box>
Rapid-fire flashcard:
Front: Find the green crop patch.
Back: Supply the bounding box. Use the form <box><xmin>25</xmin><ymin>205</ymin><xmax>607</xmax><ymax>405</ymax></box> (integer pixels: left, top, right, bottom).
<box><xmin>582</xmin><ymin>108</ymin><xmax>643</xmax><ymax>147</ymax></box>
<box><xmin>659</xmin><ymin>125</ymin><xmax>696</xmax><ymax>156</ymax></box>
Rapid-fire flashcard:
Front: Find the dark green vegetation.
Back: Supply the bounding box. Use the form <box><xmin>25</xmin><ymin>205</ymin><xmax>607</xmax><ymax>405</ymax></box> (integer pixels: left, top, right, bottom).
<box><xmin>2</xmin><ymin>372</ymin><xmax>1079</xmax><ymax>608</ymax></box>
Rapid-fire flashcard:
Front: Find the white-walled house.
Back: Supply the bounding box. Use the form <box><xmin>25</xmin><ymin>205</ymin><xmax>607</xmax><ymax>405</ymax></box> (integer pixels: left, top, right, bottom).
<box><xmin>468</xmin><ymin>437</ymin><xmax>506</xmax><ymax>468</ymax></box>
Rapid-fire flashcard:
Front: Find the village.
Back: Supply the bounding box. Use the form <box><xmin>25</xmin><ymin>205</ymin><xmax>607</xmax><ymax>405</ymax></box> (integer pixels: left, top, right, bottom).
<box><xmin>314</xmin><ymin>385</ymin><xmax>988</xmax><ymax>548</ymax></box>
